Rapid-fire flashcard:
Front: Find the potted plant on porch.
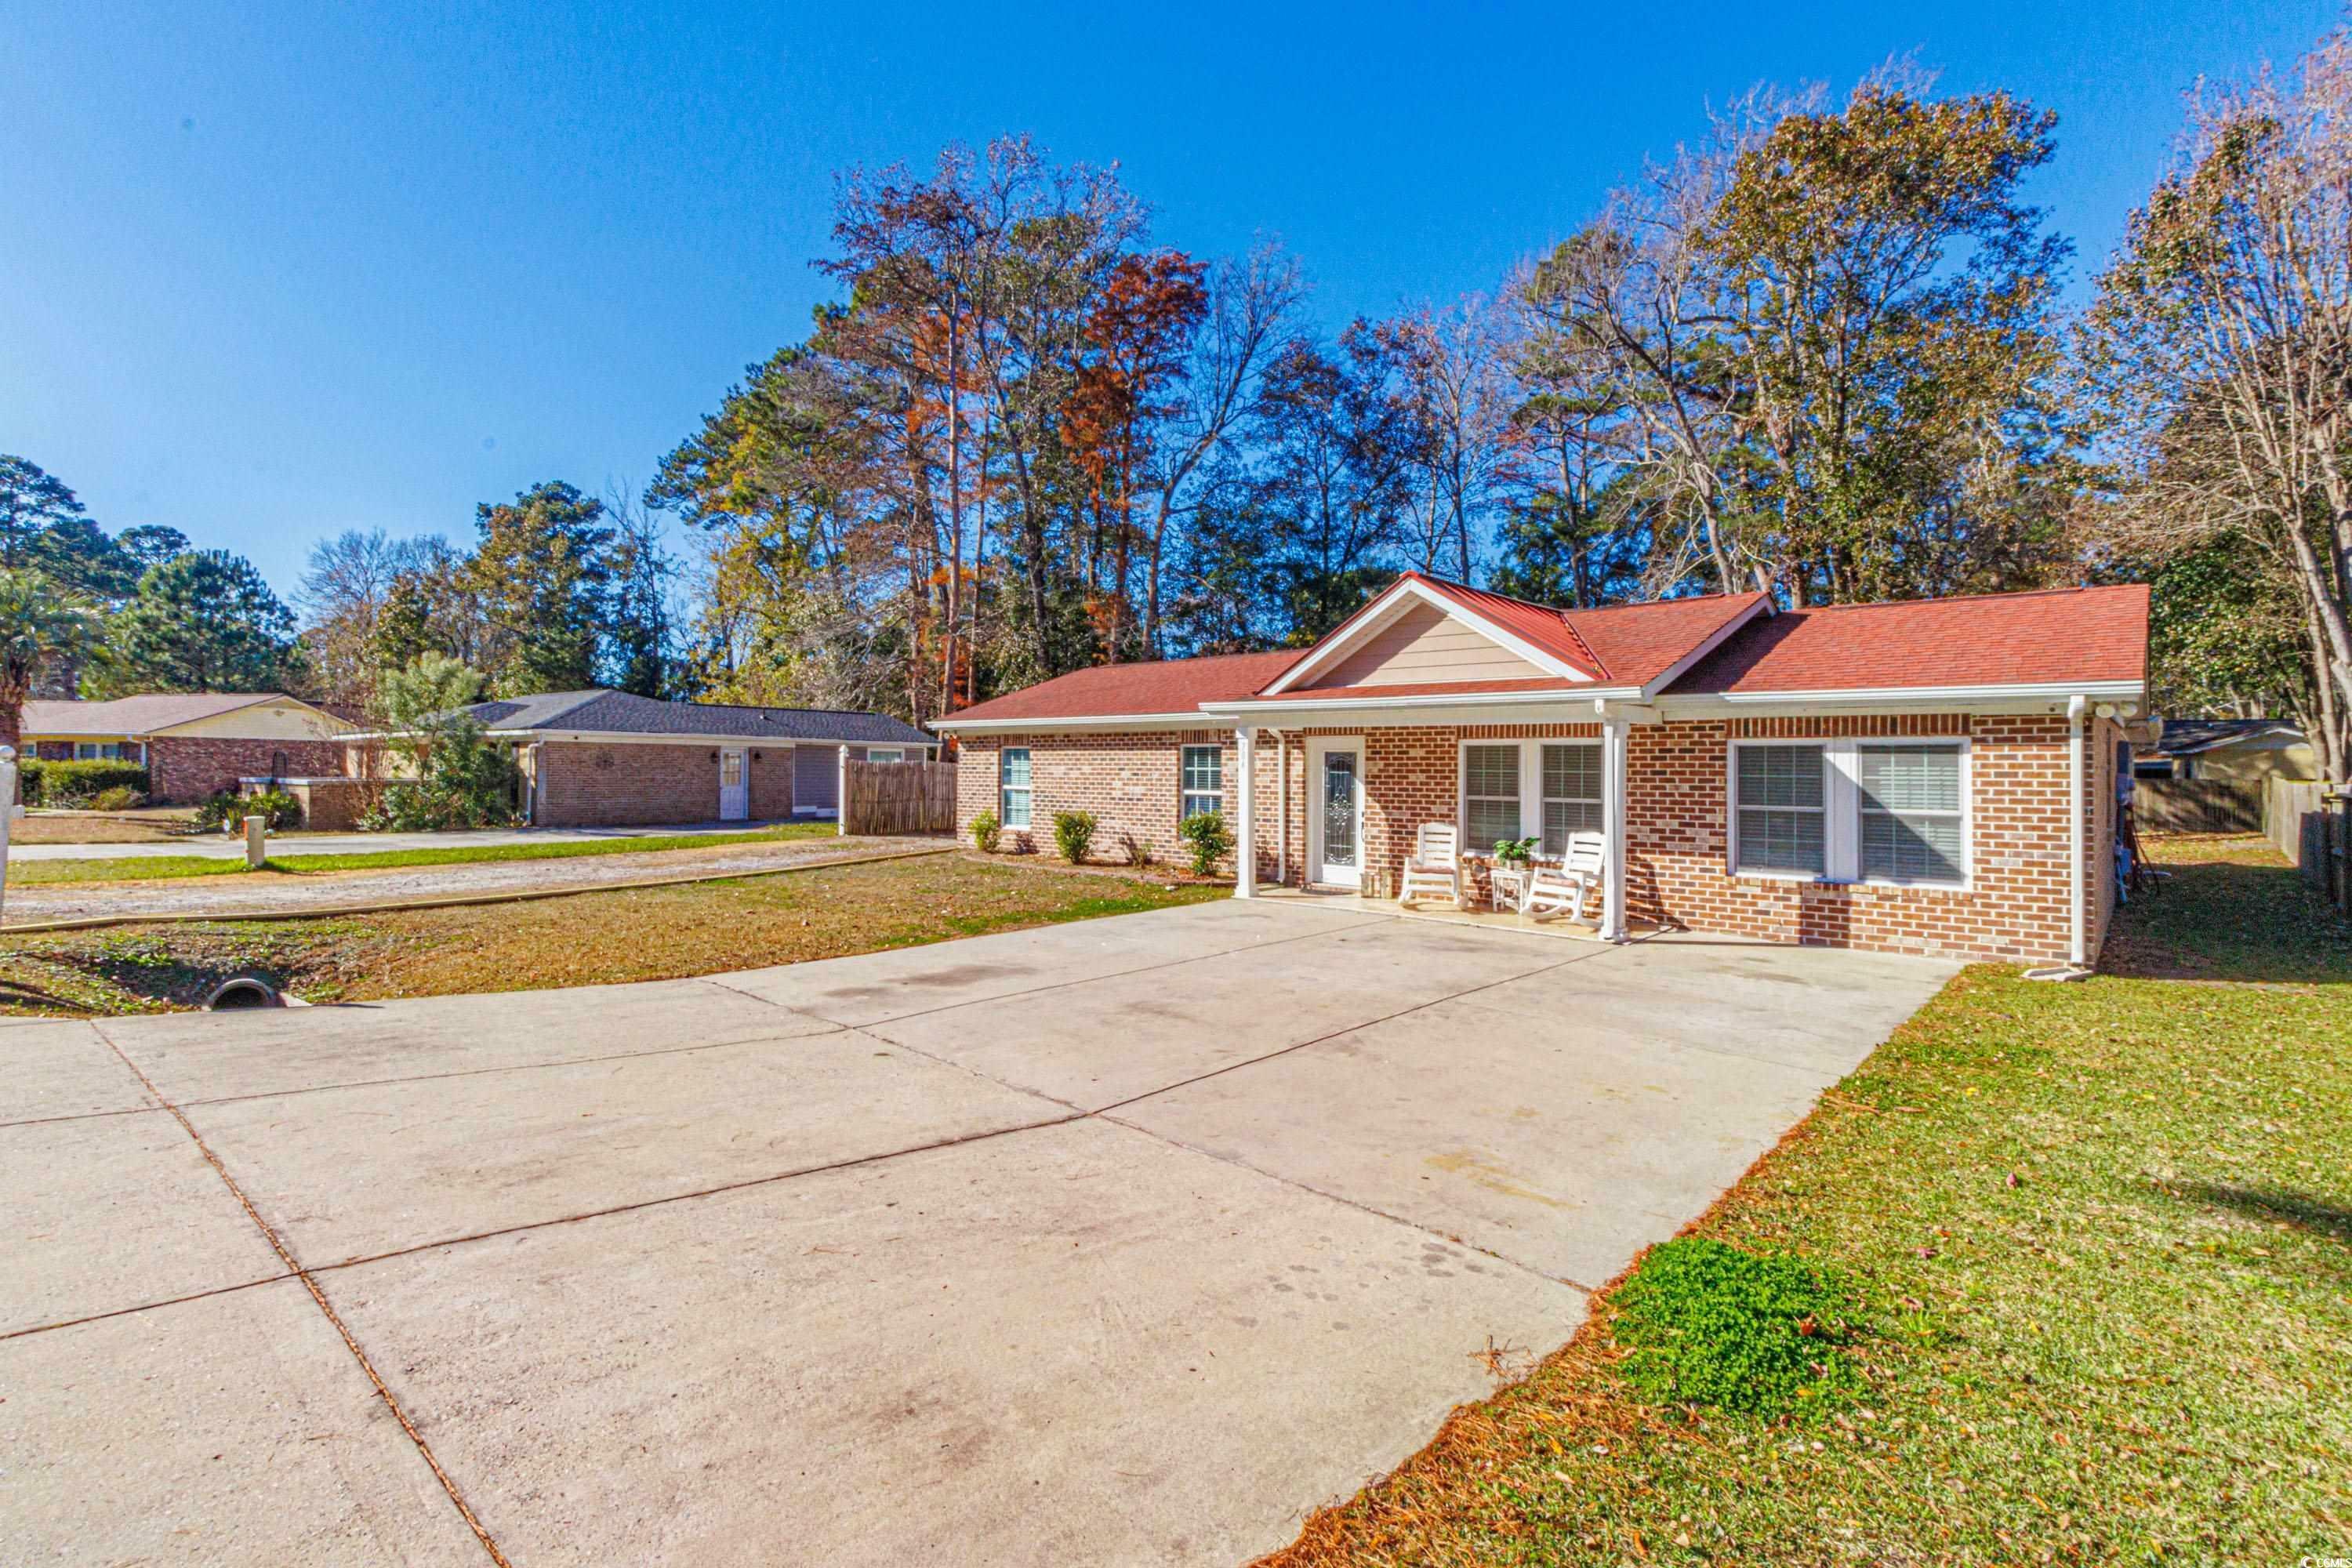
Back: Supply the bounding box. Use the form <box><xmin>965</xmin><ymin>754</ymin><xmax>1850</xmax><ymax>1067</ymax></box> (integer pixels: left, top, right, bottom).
<box><xmin>1487</xmin><ymin>835</ymin><xmax>1538</xmax><ymax>911</ymax></box>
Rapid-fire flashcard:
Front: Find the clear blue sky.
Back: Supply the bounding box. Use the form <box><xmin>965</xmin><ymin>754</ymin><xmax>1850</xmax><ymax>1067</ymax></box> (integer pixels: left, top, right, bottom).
<box><xmin>3</xmin><ymin>0</ymin><xmax>2332</xmax><ymax>599</ymax></box>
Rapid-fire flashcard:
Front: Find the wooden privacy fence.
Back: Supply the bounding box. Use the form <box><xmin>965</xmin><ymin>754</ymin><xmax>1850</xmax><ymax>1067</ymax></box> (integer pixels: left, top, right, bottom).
<box><xmin>2135</xmin><ymin>777</ymin><xmax>2266</xmax><ymax>834</ymax></box>
<box><xmin>840</xmin><ymin>758</ymin><xmax>955</xmax><ymax>836</ymax></box>
<box><xmin>2266</xmin><ymin>776</ymin><xmax>2351</xmax><ymax>915</ymax></box>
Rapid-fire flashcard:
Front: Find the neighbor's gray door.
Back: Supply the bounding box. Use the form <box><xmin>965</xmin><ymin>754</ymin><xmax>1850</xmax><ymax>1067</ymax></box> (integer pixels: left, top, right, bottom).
<box><xmin>792</xmin><ymin>745</ymin><xmax>865</xmax><ymax>813</ymax></box>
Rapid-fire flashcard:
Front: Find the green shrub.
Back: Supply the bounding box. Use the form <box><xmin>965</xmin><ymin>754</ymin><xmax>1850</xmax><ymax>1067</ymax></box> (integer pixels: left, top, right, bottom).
<box><xmin>194</xmin><ymin>789</ymin><xmax>303</xmax><ymax>833</ymax></box>
<box><xmin>1176</xmin><ymin>810</ymin><xmax>1232</xmax><ymax>876</ymax></box>
<box><xmin>17</xmin><ymin>759</ymin><xmax>150</xmax><ymax>807</ymax></box>
<box><xmin>1610</xmin><ymin>1237</ymin><xmax>1861</xmax><ymax>1417</ymax></box>
<box><xmin>90</xmin><ymin>783</ymin><xmax>145</xmax><ymax>811</ymax></box>
<box><xmin>1051</xmin><ymin>809</ymin><xmax>1098</xmax><ymax>865</ymax></box>
<box><xmin>971</xmin><ymin>808</ymin><xmax>1001</xmax><ymax>853</ymax></box>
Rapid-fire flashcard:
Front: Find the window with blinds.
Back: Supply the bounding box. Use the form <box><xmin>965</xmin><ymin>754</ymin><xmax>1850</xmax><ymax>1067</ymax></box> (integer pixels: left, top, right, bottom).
<box><xmin>1540</xmin><ymin>742</ymin><xmax>1602</xmax><ymax>854</ymax></box>
<box><xmin>1857</xmin><ymin>743</ymin><xmax>1964</xmax><ymax>884</ymax></box>
<box><xmin>999</xmin><ymin>746</ymin><xmax>1033</xmax><ymax>829</ymax></box>
<box><xmin>1179</xmin><ymin>745</ymin><xmax>1222</xmax><ymax>820</ymax></box>
<box><xmin>1461</xmin><ymin>743</ymin><xmax>1521</xmax><ymax>851</ymax></box>
<box><xmin>1733</xmin><ymin>743</ymin><xmax>1828</xmax><ymax>874</ymax></box>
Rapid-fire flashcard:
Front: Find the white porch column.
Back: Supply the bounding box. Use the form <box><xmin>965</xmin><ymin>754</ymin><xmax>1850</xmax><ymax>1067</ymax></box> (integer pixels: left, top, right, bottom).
<box><xmin>1600</xmin><ymin>710</ymin><xmax>1632</xmax><ymax>942</ymax></box>
<box><xmin>1233</xmin><ymin>726</ymin><xmax>1257</xmax><ymax>898</ymax></box>
<box><xmin>836</xmin><ymin>743</ymin><xmax>849</xmax><ymax>836</ymax></box>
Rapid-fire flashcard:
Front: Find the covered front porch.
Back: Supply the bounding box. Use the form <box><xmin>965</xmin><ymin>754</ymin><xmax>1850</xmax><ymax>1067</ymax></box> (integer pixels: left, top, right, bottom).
<box><xmin>1209</xmin><ymin>694</ymin><xmax>1657</xmax><ymax>945</ymax></box>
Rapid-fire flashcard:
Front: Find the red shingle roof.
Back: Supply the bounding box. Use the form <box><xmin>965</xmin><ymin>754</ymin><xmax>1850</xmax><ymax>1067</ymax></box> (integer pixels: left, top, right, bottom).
<box><xmin>1563</xmin><ymin>591</ymin><xmax>1770</xmax><ymax>687</ymax></box>
<box><xmin>936</xmin><ymin>581</ymin><xmax>2149</xmax><ymax>728</ymax></box>
<box><xmin>943</xmin><ymin>649</ymin><xmax>1305</xmax><ymax>724</ymax></box>
<box><xmin>1666</xmin><ymin>585</ymin><xmax>2150</xmax><ymax>694</ymax></box>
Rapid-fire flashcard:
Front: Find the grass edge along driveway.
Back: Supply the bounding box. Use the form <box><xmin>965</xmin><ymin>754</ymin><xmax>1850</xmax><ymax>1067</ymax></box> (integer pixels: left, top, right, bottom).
<box><xmin>1256</xmin><ymin>833</ymin><xmax>2351</xmax><ymax>1566</ymax></box>
<box><xmin>5</xmin><ymin>821</ymin><xmax>840</xmax><ymax>886</ymax></box>
<box><xmin>0</xmin><ymin>855</ymin><xmax>1226</xmax><ymax>1013</ymax></box>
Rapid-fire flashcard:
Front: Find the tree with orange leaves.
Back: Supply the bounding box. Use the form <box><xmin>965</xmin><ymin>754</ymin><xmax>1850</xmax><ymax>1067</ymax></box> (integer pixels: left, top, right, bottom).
<box><xmin>1061</xmin><ymin>249</ymin><xmax>1207</xmax><ymax>661</ymax></box>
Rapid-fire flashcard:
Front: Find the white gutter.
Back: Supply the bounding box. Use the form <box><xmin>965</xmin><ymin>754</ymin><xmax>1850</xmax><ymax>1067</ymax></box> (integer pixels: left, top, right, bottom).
<box><xmin>1668</xmin><ymin>679</ymin><xmax>2144</xmax><ymax>710</ymax></box>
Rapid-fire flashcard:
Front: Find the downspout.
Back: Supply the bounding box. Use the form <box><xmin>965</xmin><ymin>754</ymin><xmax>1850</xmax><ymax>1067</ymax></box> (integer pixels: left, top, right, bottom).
<box><xmin>2026</xmin><ymin>695</ymin><xmax>2092</xmax><ymax>982</ymax></box>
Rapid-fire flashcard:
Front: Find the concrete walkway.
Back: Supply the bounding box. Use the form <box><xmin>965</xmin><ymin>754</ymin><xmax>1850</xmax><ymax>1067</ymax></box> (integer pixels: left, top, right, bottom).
<box><xmin>2</xmin><ymin>900</ymin><xmax>1957</xmax><ymax>1565</ymax></box>
<box><xmin>8</xmin><ymin>818</ymin><xmax>817</xmax><ymax>862</ymax></box>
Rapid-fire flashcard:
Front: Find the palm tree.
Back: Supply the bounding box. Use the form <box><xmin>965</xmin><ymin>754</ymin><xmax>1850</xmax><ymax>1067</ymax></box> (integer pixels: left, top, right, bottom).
<box><xmin>0</xmin><ymin>568</ymin><xmax>103</xmax><ymax>751</ymax></box>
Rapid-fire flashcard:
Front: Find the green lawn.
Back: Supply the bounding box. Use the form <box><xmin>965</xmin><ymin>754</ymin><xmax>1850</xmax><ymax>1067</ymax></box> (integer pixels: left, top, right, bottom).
<box><xmin>5</xmin><ymin>821</ymin><xmax>837</xmax><ymax>886</ymax></box>
<box><xmin>0</xmin><ymin>854</ymin><xmax>1222</xmax><ymax>1012</ymax></box>
<box><xmin>1264</xmin><ymin>833</ymin><xmax>2352</xmax><ymax>1566</ymax></box>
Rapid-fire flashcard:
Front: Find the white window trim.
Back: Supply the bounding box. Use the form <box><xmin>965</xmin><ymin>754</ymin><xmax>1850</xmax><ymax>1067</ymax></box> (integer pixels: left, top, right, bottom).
<box><xmin>866</xmin><ymin>747</ymin><xmax>906</xmax><ymax>764</ymax></box>
<box><xmin>999</xmin><ymin>746</ymin><xmax>1033</xmax><ymax>829</ymax></box>
<box><xmin>1726</xmin><ymin>737</ymin><xmax>1971</xmax><ymax>890</ymax></box>
<box><xmin>1178</xmin><ymin>743</ymin><xmax>1222</xmax><ymax>821</ymax></box>
<box><xmin>1456</xmin><ymin>738</ymin><xmax>1606</xmax><ymax>856</ymax></box>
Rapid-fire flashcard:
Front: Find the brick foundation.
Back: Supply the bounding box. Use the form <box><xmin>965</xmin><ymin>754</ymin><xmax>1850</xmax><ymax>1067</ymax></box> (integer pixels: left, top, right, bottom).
<box><xmin>959</xmin><ymin>713</ymin><xmax>2116</xmax><ymax>964</ymax></box>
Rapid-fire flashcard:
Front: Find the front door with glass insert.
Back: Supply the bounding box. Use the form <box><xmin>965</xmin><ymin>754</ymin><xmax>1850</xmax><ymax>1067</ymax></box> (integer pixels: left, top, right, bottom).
<box><xmin>1311</xmin><ymin>740</ymin><xmax>1363</xmax><ymax>888</ymax></box>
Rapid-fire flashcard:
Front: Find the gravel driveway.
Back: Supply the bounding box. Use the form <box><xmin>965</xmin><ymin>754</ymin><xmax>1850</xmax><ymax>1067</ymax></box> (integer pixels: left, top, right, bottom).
<box><xmin>3</xmin><ymin>834</ymin><xmax>949</xmax><ymax>924</ymax></box>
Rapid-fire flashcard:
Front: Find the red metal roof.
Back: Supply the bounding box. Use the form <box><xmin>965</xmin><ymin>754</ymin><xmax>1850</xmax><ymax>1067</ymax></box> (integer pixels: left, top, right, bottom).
<box><xmin>1406</xmin><ymin>575</ymin><xmax>1607</xmax><ymax>678</ymax></box>
<box><xmin>943</xmin><ymin>649</ymin><xmax>1305</xmax><ymax>724</ymax></box>
<box><xmin>1667</xmin><ymin>584</ymin><xmax>2151</xmax><ymax>694</ymax></box>
<box><xmin>1235</xmin><ymin>675</ymin><xmax>1584</xmax><ymax>703</ymax></box>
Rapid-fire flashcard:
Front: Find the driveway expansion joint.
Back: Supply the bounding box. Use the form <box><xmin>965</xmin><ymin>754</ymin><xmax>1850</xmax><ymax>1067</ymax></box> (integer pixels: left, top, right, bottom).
<box><xmin>89</xmin><ymin>1021</ymin><xmax>517</xmax><ymax>1568</ymax></box>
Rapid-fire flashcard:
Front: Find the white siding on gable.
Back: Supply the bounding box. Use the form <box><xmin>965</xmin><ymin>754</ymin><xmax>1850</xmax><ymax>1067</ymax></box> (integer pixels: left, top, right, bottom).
<box><xmin>1302</xmin><ymin>601</ymin><xmax>1546</xmax><ymax>690</ymax></box>
<box><xmin>166</xmin><ymin>700</ymin><xmax>354</xmax><ymax>740</ymax></box>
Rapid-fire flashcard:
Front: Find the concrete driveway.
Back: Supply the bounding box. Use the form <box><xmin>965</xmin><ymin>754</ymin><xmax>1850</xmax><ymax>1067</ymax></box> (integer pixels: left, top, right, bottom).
<box><xmin>2</xmin><ymin>900</ymin><xmax>1956</xmax><ymax>1566</ymax></box>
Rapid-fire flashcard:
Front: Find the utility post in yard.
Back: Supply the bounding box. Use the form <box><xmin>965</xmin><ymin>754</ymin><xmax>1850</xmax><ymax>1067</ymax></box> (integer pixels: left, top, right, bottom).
<box><xmin>0</xmin><ymin>746</ymin><xmax>16</xmax><ymax>927</ymax></box>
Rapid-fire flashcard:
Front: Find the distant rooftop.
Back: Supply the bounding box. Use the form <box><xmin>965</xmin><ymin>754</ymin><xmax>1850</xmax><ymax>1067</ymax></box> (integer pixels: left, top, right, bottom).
<box><xmin>455</xmin><ymin>688</ymin><xmax>932</xmax><ymax>747</ymax></box>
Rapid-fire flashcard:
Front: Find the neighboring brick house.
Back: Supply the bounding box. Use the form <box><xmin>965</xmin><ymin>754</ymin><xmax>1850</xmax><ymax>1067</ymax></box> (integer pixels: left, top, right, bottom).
<box><xmin>18</xmin><ymin>692</ymin><xmax>355</xmax><ymax>803</ymax></box>
<box><xmin>934</xmin><ymin>574</ymin><xmax>2150</xmax><ymax>967</ymax></box>
<box><xmin>356</xmin><ymin>688</ymin><xmax>938</xmax><ymax>829</ymax></box>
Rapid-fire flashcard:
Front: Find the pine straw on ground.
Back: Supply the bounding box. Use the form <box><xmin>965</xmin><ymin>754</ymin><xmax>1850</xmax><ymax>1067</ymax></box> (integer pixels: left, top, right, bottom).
<box><xmin>0</xmin><ymin>855</ymin><xmax>1225</xmax><ymax>1014</ymax></box>
<box><xmin>1255</xmin><ymin>833</ymin><xmax>2351</xmax><ymax>1566</ymax></box>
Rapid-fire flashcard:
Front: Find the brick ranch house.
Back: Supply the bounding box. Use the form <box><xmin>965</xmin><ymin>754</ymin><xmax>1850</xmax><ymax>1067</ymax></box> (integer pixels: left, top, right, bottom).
<box><xmin>350</xmin><ymin>688</ymin><xmax>938</xmax><ymax>829</ymax></box>
<box><xmin>933</xmin><ymin>574</ymin><xmax>2152</xmax><ymax>967</ymax></box>
<box><xmin>18</xmin><ymin>692</ymin><xmax>355</xmax><ymax>803</ymax></box>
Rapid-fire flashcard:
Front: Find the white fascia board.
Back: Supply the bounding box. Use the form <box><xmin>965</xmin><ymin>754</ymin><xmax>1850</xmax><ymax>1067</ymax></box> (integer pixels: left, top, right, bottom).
<box><xmin>927</xmin><ymin>712</ymin><xmax>1220</xmax><ymax>735</ymax></box>
<box><xmin>1206</xmin><ymin>686</ymin><xmax>1646</xmax><ymax>728</ymax></box>
<box><xmin>1635</xmin><ymin>597</ymin><xmax>1774</xmax><ymax>699</ymax></box>
<box><xmin>1657</xmin><ymin>679</ymin><xmax>2145</xmax><ymax>718</ymax></box>
<box><xmin>1258</xmin><ymin>577</ymin><xmax>1594</xmax><ymax>695</ymax></box>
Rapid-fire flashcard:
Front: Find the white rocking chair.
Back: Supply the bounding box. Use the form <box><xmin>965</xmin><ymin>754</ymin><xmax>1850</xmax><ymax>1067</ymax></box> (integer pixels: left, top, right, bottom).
<box><xmin>1523</xmin><ymin>830</ymin><xmax>1606</xmax><ymax>924</ymax></box>
<box><xmin>1398</xmin><ymin>822</ymin><xmax>1463</xmax><ymax>909</ymax></box>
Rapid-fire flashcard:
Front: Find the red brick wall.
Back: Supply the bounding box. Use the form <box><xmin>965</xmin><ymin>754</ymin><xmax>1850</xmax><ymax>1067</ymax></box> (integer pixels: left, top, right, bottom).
<box><xmin>963</xmin><ymin>713</ymin><xmax>2110</xmax><ymax>964</ymax></box>
<box><xmin>952</xmin><ymin>731</ymin><xmax>1237</xmax><ymax>867</ymax></box>
<box><xmin>1621</xmin><ymin>713</ymin><xmax>2082</xmax><ymax>963</ymax></box>
<box><xmin>147</xmin><ymin>736</ymin><xmax>347</xmax><ymax>804</ymax></box>
<box><xmin>752</xmin><ymin>746</ymin><xmax>796</xmax><ymax>820</ymax></box>
<box><xmin>535</xmin><ymin>742</ymin><xmax>723</xmax><ymax>827</ymax></box>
